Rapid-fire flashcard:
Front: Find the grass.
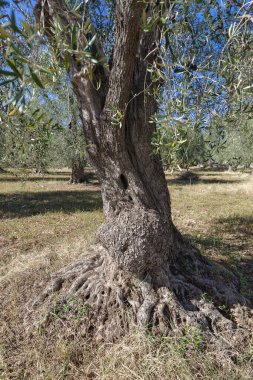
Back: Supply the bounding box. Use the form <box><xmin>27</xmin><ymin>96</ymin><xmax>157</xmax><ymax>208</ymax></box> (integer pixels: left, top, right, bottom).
<box><xmin>0</xmin><ymin>168</ymin><xmax>253</xmax><ymax>379</ymax></box>
<box><xmin>0</xmin><ymin>171</ymin><xmax>103</xmax><ymax>279</ymax></box>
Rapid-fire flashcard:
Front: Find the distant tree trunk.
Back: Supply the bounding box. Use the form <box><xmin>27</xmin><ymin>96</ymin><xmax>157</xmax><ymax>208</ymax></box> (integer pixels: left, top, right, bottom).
<box><xmin>34</xmin><ymin>167</ymin><xmax>49</xmax><ymax>174</ymax></box>
<box><xmin>33</xmin><ymin>0</ymin><xmax>251</xmax><ymax>342</ymax></box>
<box><xmin>69</xmin><ymin>161</ymin><xmax>85</xmax><ymax>184</ymax></box>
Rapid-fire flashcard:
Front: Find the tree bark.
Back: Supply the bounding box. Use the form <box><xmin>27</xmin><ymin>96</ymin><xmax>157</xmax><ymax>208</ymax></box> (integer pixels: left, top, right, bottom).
<box><xmin>69</xmin><ymin>1</ymin><xmax>180</xmax><ymax>273</ymax></box>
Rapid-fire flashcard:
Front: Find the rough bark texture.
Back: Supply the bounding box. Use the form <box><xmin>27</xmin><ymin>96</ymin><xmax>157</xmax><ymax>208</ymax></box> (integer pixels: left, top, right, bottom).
<box><xmin>31</xmin><ymin>0</ymin><xmax>253</xmax><ymax>343</ymax></box>
<box><xmin>69</xmin><ymin>1</ymin><xmax>179</xmax><ymax>273</ymax></box>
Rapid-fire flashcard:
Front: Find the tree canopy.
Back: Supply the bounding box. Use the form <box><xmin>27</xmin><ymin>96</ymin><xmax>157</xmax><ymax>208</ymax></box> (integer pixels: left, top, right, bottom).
<box><xmin>1</xmin><ymin>0</ymin><xmax>252</xmax><ymax>171</ymax></box>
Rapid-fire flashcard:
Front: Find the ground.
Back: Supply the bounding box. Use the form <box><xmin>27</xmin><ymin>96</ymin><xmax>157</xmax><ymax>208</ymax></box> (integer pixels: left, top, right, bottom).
<box><xmin>0</xmin><ymin>168</ymin><xmax>253</xmax><ymax>379</ymax></box>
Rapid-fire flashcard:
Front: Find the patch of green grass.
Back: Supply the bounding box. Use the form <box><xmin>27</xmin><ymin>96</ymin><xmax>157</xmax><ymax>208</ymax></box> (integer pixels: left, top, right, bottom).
<box><xmin>51</xmin><ymin>294</ymin><xmax>90</xmax><ymax>321</ymax></box>
<box><xmin>191</xmin><ymin>235</ymin><xmax>224</xmax><ymax>248</ymax></box>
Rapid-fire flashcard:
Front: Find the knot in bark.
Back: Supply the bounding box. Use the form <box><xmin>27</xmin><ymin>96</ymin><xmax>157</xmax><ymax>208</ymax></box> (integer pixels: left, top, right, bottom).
<box><xmin>97</xmin><ymin>206</ymin><xmax>171</xmax><ymax>274</ymax></box>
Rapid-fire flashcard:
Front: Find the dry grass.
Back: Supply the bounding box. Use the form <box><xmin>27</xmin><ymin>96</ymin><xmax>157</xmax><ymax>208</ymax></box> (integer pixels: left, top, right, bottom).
<box><xmin>170</xmin><ymin>170</ymin><xmax>253</xmax><ymax>300</ymax></box>
<box><xmin>0</xmin><ymin>168</ymin><xmax>253</xmax><ymax>379</ymax></box>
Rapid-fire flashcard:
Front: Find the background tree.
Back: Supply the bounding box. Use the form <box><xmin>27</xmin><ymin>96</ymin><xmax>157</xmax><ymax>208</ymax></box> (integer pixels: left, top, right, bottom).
<box><xmin>152</xmin><ymin>115</ymin><xmax>207</xmax><ymax>170</ymax></box>
<box><xmin>1</xmin><ymin>105</ymin><xmax>57</xmax><ymax>173</ymax></box>
<box><xmin>50</xmin><ymin>80</ymin><xmax>88</xmax><ymax>183</ymax></box>
<box><xmin>0</xmin><ymin>3</ymin><xmax>79</xmax><ymax>177</ymax></box>
<box><xmin>207</xmin><ymin>112</ymin><xmax>253</xmax><ymax>169</ymax></box>
<box><xmin>152</xmin><ymin>0</ymin><xmax>253</xmax><ymax>171</ymax></box>
<box><xmin>0</xmin><ymin>26</ymin><xmax>87</xmax><ymax>178</ymax></box>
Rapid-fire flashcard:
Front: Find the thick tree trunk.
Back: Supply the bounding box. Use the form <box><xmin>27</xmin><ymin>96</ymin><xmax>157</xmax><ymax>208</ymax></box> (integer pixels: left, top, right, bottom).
<box><xmin>71</xmin><ymin>8</ymin><xmax>181</xmax><ymax>274</ymax></box>
<box><xmin>31</xmin><ymin>0</ymin><xmax>252</xmax><ymax>343</ymax></box>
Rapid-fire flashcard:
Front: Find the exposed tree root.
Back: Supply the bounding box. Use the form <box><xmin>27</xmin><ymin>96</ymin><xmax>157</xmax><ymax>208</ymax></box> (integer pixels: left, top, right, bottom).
<box><xmin>26</xmin><ymin>244</ymin><xmax>253</xmax><ymax>346</ymax></box>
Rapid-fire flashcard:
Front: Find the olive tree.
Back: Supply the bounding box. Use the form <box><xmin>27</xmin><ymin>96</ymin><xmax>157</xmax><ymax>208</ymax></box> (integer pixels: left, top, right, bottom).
<box><xmin>27</xmin><ymin>0</ymin><xmax>252</xmax><ymax>341</ymax></box>
<box><xmin>1</xmin><ymin>0</ymin><xmax>252</xmax><ymax>342</ymax></box>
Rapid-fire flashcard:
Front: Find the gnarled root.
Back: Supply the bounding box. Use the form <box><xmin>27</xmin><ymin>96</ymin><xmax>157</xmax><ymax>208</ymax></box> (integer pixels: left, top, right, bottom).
<box><xmin>25</xmin><ymin>245</ymin><xmax>253</xmax><ymax>346</ymax></box>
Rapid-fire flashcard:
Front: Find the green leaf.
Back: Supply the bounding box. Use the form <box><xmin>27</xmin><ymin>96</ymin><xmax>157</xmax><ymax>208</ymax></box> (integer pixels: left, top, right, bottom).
<box><xmin>65</xmin><ymin>53</ymin><xmax>70</xmax><ymax>71</ymax></box>
<box><xmin>0</xmin><ymin>68</ymin><xmax>18</xmax><ymax>77</ymax></box>
<box><xmin>36</xmin><ymin>65</ymin><xmax>54</xmax><ymax>75</ymax></box>
<box><xmin>29</xmin><ymin>68</ymin><xmax>44</xmax><ymax>89</ymax></box>
<box><xmin>15</xmin><ymin>56</ymin><xmax>31</xmax><ymax>65</ymax></box>
<box><xmin>73</xmin><ymin>1</ymin><xmax>83</xmax><ymax>12</ymax></box>
<box><xmin>36</xmin><ymin>113</ymin><xmax>44</xmax><ymax>122</ymax></box>
<box><xmin>0</xmin><ymin>78</ymin><xmax>16</xmax><ymax>86</ymax></box>
<box><xmin>83</xmin><ymin>18</ymin><xmax>91</xmax><ymax>33</ymax></box>
<box><xmin>13</xmin><ymin>90</ymin><xmax>24</xmax><ymax>106</ymax></box>
<box><xmin>71</xmin><ymin>23</ymin><xmax>78</xmax><ymax>50</ymax></box>
<box><xmin>8</xmin><ymin>108</ymin><xmax>17</xmax><ymax>116</ymax></box>
<box><xmin>21</xmin><ymin>21</ymin><xmax>31</xmax><ymax>35</ymax></box>
<box><xmin>84</xmin><ymin>34</ymin><xmax>96</xmax><ymax>50</ymax></box>
<box><xmin>11</xmin><ymin>11</ymin><xmax>20</xmax><ymax>33</ymax></box>
<box><xmin>6</xmin><ymin>59</ymin><xmax>23</xmax><ymax>79</ymax></box>
<box><xmin>10</xmin><ymin>42</ymin><xmax>25</xmax><ymax>57</ymax></box>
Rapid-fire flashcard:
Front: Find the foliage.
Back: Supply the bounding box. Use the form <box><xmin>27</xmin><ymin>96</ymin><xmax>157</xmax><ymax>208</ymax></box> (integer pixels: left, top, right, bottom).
<box><xmin>207</xmin><ymin>113</ymin><xmax>253</xmax><ymax>169</ymax></box>
<box><xmin>152</xmin><ymin>117</ymin><xmax>206</xmax><ymax>169</ymax></box>
<box><xmin>1</xmin><ymin>106</ymin><xmax>59</xmax><ymax>171</ymax></box>
<box><xmin>151</xmin><ymin>0</ymin><xmax>253</xmax><ymax>169</ymax></box>
<box><xmin>0</xmin><ymin>3</ymin><xmax>87</xmax><ymax>173</ymax></box>
<box><xmin>0</xmin><ymin>0</ymin><xmax>253</xmax><ymax>171</ymax></box>
<box><xmin>0</xmin><ymin>82</ymin><xmax>87</xmax><ymax>171</ymax></box>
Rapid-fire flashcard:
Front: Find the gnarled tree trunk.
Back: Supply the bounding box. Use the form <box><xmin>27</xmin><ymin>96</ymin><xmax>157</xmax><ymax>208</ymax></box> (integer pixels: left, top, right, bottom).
<box><xmin>31</xmin><ymin>0</ymin><xmax>252</xmax><ymax>343</ymax></box>
<box><xmin>71</xmin><ymin>2</ymin><xmax>179</xmax><ymax>274</ymax></box>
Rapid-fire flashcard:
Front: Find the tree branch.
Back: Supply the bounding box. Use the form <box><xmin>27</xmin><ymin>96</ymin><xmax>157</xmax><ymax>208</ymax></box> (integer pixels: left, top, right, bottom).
<box><xmin>34</xmin><ymin>0</ymin><xmax>109</xmax><ymax>112</ymax></box>
<box><xmin>103</xmin><ymin>0</ymin><xmax>145</xmax><ymax>113</ymax></box>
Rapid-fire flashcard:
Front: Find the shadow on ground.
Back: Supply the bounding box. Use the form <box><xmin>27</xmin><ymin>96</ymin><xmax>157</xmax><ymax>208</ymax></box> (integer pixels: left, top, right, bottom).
<box><xmin>0</xmin><ymin>190</ymin><xmax>103</xmax><ymax>218</ymax></box>
<box><xmin>188</xmin><ymin>214</ymin><xmax>253</xmax><ymax>300</ymax></box>
<box><xmin>0</xmin><ymin>171</ymin><xmax>98</xmax><ymax>183</ymax></box>
<box><xmin>190</xmin><ymin>215</ymin><xmax>253</xmax><ymax>249</ymax></box>
<box><xmin>167</xmin><ymin>177</ymin><xmax>242</xmax><ymax>186</ymax></box>
<box><xmin>0</xmin><ymin>175</ymin><xmax>70</xmax><ymax>183</ymax></box>
<box><xmin>216</xmin><ymin>215</ymin><xmax>253</xmax><ymax>238</ymax></box>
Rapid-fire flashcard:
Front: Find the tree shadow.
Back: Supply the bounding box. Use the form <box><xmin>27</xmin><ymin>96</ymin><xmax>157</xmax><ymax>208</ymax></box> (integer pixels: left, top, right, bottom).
<box><xmin>0</xmin><ymin>171</ymin><xmax>99</xmax><ymax>183</ymax></box>
<box><xmin>0</xmin><ymin>176</ymin><xmax>70</xmax><ymax>183</ymax></box>
<box><xmin>0</xmin><ymin>190</ymin><xmax>103</xmax><ymax>219</ymax></box>
<box><xmin>0</xmin><ymin>170</ymin><xmax>70</xmax><ymax>182</ymax></box>
<box><xmin>216</xmin><ymin>215</ymin><xmax>253</xmax><ymax>238</ymax></box>
<box><xmin>195</xmin><ymin>167</ymin><xmax>229</xmax><ymax>172</ymax></box>
<box><xmin>47</xmin><ymin>171</ymin><xmax>72</xmax><ymax>176</ymax></box>
<box><xmin>167</xmin><ymin>177</ymin><xmax>242</xmax><ymax>186</ymax></box>
<box><xmin>187</xmin><ymin>214</ymin><xmax>253</xmax><ymax>301</ymax></box>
